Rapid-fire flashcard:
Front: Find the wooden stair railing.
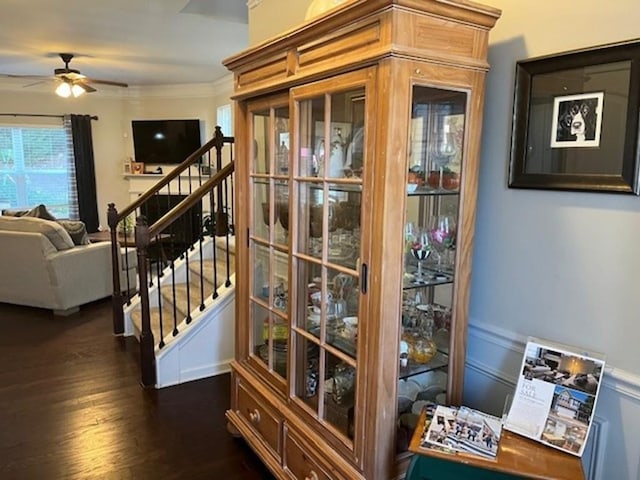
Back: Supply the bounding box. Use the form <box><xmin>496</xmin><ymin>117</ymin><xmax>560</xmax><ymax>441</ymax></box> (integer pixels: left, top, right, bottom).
<box><xmin>106</xmin><ymin>126</ymin><xmax>235</xmax><ymax>387</ymax></box>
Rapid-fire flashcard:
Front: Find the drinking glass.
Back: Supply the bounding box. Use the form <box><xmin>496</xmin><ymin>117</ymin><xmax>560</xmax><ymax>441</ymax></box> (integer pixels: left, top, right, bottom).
<box><xmin>428</xmin><ymin>215</ymin><xmax>456</xmax><ymax>272</ymax></box>
<box><xmin>410</xmin><ymin>229</ymin><xmax>431</xmax><ymax>281</ymax></box>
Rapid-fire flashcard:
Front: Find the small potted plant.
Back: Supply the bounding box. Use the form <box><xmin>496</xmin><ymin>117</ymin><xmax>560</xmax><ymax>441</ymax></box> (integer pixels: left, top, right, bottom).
<box><xmin>427</xmin><ymin>167</ymin><xmax>460</xmax><ymax>190</ymax></box>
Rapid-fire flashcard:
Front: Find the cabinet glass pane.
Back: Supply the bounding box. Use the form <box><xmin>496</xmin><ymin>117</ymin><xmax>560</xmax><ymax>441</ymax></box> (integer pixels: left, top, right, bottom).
<box><xmin>328</xmin><ymin>185</ymin><xmax>360</xmax><ymax>270</ymax></box>
<box><xmin>272</xmin><ymin>315</ymin><xmax>288</xmax><ymax>379</ymax></box>
<box><xmin>253</xmin><ymin>109</ymin><xmax>270</xmax><ymax>175</ymax></box>
<box><xmin>253</xmin><ymin>181</ymin><xmax>271</xmax><ymax>241</ymax></box>
<box><xmin>407</xmin><ymin>87</ymin><xmax>466</xmax><ymax>194</ymax></box>
<box><xmin>323</xmin><ymin>351</ymin><xmax>356</xmax><ymax>439</ymax></box>
<box><xmin>253</xmin><ymin>305</ymin><xmax>288</xmax><ymax>380</ymax></box>
<box><xmin>397</xmin><ymin>86</ymin><xmax>467</xmax><ymax>455</ymax></box>
<box><xmin>297</xmin><ymin>258</ymin><xmax>321</xmax><ymax>332</ymax></box>
<box><xmin>252</xmin><ymin>243</ymin><xmax>270</xmax><ymax>300</ymax></box>
<box><xmin>298</xmin><ymin>97</ymin><xmax>324</xmax><ymax>177</ymax></box>
<box><xmin>274</xmin><ymin>106</ymin><xmax>290</xmax><ymax>176</ymax></box>
<box><xmin>274</xmin><ymin>180</ymin><xmax>289</xmax><ymax>245</ymax></box>
<box><xmin>296</xmin><ymin>181</ymin><xmax>323</xmax><ymax>259</ymax></box>
<box><xmin>326</xmin><ymin>266</ymin><xmax>358</xmax><ymax>357</ymax></box>
<box><xmin>251</xmin><ymin>302</ymin><xmax>270</xmax><ymax>368</ymax></box>
<box><xmin>273</xmin><ymin>249</ymin><xmax>288</xmax><ymax>313</ymax></box>
<box><xmin>294</xmin><ymin>333</ymin><xmax>321</xmax><ymax>411</ymax></box>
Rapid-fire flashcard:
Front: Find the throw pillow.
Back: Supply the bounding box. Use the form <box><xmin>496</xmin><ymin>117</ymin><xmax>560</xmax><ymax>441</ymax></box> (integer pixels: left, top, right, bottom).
<box><xmin>1</xmin><ymin>208</ymin><xmax>30</xmax><ymax>217</ymax></box>
<box><xmin>57</xmin><ymin>220</ymin><xmax>90</xmax><ymax>245</ymax></box>
<box><xmin>23</xmin><ymin>204</ymin><xmax>57</xmax><ymax>221</ymax></box>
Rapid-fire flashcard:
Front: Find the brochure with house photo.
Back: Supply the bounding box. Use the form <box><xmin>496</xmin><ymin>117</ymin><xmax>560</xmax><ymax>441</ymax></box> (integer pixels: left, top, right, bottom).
<box><xmin>504</xmin><ymin>337</ymin><xmax>605</xmax><ymax>457</ymax></box>
<box><xmin>422</xmin><ymin>404</ymin><xmax>503</xmax><ymax>459</ymax></box>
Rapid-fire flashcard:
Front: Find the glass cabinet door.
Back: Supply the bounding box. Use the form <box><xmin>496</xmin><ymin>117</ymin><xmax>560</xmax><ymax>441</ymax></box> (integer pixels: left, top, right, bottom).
<box><xmin>397</xmin><ymin>85</ymin><xmax>467</xmax><ymax>454</ymax></box>
<box><xmin>290</xmin><ymin>73</ymin><xmax>370</xmax><ymax>447</ymax></box>
<box><xmin>249</xmin><ymin>100</ymin><xmax>291</xmax><ymax>383</ymax></box>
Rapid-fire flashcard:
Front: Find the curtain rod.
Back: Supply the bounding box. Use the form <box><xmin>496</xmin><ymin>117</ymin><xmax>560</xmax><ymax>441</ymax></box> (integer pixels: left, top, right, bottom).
<box><xmin>0</xmin><ymin>113</ymin><xmax>98</xmax><ymax>120</ymax></box>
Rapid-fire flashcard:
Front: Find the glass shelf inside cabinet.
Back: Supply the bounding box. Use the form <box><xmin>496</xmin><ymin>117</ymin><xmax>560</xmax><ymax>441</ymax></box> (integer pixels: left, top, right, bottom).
<box><xmin>402</xmin><ymin>268</ymin><xmax>453</xmax><ymax>289</ymax></box>
<box><xmin>407</xmin><ymin>186</ymin><xmax>460</xmax><ymax>196</ymax></box>
<box><xmin>398</xmin><ymin>350</ymin><xmax>448</xmax><ymax>380</ymax></box>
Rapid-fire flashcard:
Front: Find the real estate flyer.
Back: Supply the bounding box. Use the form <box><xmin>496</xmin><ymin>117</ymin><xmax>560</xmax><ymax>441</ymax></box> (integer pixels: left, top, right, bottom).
<box><xmin>503</xmin><ymin>337</ymin><xmax>605</xmax><ymax>457</ymax></box>
<box><xmin>422</xmin><ymin>404</ymin><xmax>503</xmax><ymax>459</ymax></box>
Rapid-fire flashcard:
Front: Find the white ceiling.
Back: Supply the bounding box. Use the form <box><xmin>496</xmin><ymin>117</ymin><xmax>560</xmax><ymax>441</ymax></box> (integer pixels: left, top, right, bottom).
<box><xmin>0</xmin><ymin>0</ymin><xmax>249</xmax><ymax>89</ymax></box>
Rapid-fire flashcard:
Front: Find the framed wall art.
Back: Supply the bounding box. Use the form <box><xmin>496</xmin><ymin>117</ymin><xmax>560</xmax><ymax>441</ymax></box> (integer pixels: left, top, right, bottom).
<box><xmin>508</xmin><ymin>39</ymin><xmax>640</xmax><ymax>194</ymax></box>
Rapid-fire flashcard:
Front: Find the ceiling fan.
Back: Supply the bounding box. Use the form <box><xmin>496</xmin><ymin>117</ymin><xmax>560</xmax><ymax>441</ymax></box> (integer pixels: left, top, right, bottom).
<box><xmin>2</xmin><ymin>53</ymin><xmax>128</xmax><ymax>97</ymax></box>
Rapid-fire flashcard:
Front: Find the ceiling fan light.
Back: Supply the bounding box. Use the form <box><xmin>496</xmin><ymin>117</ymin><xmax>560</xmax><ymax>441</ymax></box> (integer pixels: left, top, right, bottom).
<box><xmin>71</xmin><ymin>84</ymin><xmax>86</xmax><ymax>97</ymax></box>
<box><xmin>55</xmin><ymin>81</ymin><xmax>72</xmax><ymax>98</ymax></box>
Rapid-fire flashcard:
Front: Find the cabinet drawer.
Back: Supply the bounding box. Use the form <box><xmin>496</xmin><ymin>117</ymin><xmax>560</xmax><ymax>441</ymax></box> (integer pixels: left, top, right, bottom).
<box><xmin>283</xmin><ymin>427</ymin><xmax>332</xmax><ymax>480</ymax></box>
<box><xmin>237</xmin><ymin>382</ymin><xmax>282</xmax><ymax>456</ymax></box>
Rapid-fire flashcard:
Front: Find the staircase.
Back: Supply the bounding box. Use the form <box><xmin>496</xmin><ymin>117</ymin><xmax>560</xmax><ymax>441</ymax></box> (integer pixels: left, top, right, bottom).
<box><xmin>107</xmin><ymin>127</ymin><xmax>236</xmax><ymax>388</ymax></box>
<box><xmin>125</xmin><ymin>236</ymin><xmax>235</xmax><ymax>388</ymax></box>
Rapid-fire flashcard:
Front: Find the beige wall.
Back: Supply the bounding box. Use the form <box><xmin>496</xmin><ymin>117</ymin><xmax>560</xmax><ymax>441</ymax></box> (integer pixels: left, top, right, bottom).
<box><xmin>248</xmin><ymin>0</ymin><xmax>310</xmax><ymax>45</ymax></box>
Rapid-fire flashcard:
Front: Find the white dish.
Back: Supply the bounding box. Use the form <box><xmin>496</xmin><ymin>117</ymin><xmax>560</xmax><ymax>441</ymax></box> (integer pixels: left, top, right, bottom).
<box><xmin>343</xmin><ymin>316</ymin><xmax>358</xmax><ymax>327</ymax></box>
<box><xmin>411</xmin><ymin>400</ymin><xmax>429</xmax><ymax>415</ymax></box>
<box><xmin>407</xmin><ymin>183</ymin><xmax>418</xmax><ymax>193</ymax></box>
<box><xmin>397</xmin><ymin>379</ymin><xmax>421</xmax><ymax>401</ymax></box>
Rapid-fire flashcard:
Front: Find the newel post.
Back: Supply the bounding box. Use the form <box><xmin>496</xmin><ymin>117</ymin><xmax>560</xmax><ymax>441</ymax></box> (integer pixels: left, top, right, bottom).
<box><xmin>214</xmin><ymin>126</ymin><xmax>229</xmax><ymax>236</ymax></box>
<box><xmin>107</xmin><ymin>203</ymin><xmax>124</xmax><ymax>334</ymax></box>
<box><xmin>135</xmin><ymin>215</ymin><xmax>156</xmax><ymax>387</ymax></box>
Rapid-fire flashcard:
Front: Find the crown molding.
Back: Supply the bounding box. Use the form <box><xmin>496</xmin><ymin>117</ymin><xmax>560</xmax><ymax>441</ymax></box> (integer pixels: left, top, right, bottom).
<box><xmin>247</xmin><ymin>0</ymin><xmax>263</xmax><ymax>9</ymax></box>
<box><xmin>126</xmin><ymin>75</ymin><xmax>233</xmax><ymax>99</ymax></box>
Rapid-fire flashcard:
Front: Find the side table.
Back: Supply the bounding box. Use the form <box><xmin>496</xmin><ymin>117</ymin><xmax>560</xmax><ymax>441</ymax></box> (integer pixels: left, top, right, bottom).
<box><xmin>407</xmin><ymin>409</ymin><xmax>584</xmax><ymax>480</ymax></box>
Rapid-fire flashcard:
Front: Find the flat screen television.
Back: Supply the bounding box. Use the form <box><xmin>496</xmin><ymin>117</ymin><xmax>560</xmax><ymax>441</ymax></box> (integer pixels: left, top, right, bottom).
<box><xmin>132</xmin><ymin>119</ymin><xmax>201</xmax><ymax>164</ymax></box>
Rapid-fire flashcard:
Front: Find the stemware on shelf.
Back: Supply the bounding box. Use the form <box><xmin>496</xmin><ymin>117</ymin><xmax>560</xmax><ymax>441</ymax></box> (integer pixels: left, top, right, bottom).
<box><xmin>428</xmin><ymin>215</ymin><xmax>456</xmax><ymax>272</ymax></box>
<box><xmin>410</xmin><ymin>228</ymin><xmax>432</xmax><ymax>282</ymax></box>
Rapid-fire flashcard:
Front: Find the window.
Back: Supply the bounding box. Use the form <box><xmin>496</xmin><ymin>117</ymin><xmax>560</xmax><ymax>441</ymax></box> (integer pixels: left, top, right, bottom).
<box><xmin>0</xmin><ymin>123</ymin><xmax>76</xmax><ymax>218</ymax></box>
<box><xmin>217</xmin><ymin>104</ymin><xmax>233</xmax><ymax>136</ymax></box>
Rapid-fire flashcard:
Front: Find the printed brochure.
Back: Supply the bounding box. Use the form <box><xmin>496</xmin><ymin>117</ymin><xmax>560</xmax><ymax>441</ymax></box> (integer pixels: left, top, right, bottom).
<box><xmin>503</xmin><ymin>337</ymin><xmax>605</xmax><ymax>457</ymax></box>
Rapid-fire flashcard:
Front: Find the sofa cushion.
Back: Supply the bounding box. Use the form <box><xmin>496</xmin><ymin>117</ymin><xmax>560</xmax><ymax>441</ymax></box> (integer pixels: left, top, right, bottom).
<box><xmin>0</xmin><ymin>216</ymin><xmax>74</xmax><ymax>250</ymax></box>
<box><xmin>57</xmin><ymin>220</ymin><xmax>90</xmax><ymax>246</ymax></box>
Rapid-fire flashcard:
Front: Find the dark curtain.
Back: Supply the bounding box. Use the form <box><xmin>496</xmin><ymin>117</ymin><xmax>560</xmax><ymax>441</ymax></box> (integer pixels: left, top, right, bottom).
<box><xmin>68</xmin><ymin>114</ymin><xmax>99</xmax><ymax>232</ymax></box>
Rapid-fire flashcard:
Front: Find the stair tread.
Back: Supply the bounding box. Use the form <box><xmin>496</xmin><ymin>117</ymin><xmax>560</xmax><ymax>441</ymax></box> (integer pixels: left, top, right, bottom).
<box><xmin>130</xmin><ymin>305</ymin><xmax>183</xmax><ymax>342</ymax></box>
<box><xmin>128</xmin><ymin>236</ymin><xmax>235</xmax><ymax>345</ymax></box>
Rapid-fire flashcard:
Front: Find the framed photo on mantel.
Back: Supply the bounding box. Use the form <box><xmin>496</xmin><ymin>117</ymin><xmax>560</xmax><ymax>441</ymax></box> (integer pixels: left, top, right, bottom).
<box><xmin>130</xmin><ymin>161</ymin><xmax>145</xmax><ymax>175</ymax></box>
<box><xmin>508</xmin><ymin>39</ymin><xmax>640</xmax><ymax>194</ymax></box>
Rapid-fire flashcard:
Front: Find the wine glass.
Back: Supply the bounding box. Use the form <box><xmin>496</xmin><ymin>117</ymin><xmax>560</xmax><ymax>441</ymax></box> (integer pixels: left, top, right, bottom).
<box><xmin>410</xmin><ymin>229</ymin><xmax>431</xmax><ymax>281</ymax></box>
<box><xmin>428</xmin><ymin>215</ymin><xmax>456</xmax><ymax>272</ymax></box>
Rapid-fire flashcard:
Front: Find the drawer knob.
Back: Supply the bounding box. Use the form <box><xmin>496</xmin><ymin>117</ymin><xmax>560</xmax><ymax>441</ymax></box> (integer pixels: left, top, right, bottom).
<box><xmin>249</xmin><ymin>409</ymin><xmax>261</xmax><ymax>424</ymax></box>
<box><xmin>305</xmin><ymin>471</ymin><xmax>319</xmax><ymax>480</ymax></box>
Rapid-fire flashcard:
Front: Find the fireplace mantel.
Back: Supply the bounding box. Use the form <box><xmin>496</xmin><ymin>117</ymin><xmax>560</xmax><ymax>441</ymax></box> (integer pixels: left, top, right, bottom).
<box><xmin>124</xmin><ymin>173</ymin><xmax>207</xmax><ymax>200</ymax></box>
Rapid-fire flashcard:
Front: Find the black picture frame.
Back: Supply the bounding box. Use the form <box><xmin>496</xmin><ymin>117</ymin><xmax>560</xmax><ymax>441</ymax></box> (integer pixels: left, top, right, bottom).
<box><xmin>508</xmin><ymin>39</ymin><xmax>640</xmax><ymax>194</ymax></box>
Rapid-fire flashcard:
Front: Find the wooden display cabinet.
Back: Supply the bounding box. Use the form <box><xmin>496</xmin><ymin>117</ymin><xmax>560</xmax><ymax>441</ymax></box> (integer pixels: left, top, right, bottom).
<box><xmin>224</xmin><ymin>1</ymin><xmax>500</xmax><ymax>478</ymax></box>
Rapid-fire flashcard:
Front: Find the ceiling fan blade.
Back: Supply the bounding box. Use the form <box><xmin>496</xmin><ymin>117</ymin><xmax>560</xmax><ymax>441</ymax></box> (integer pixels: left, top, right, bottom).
<box><xmin>75</xmin><ymin>81</ymin><xmax>96</xmax><ymax>93</ymax></box>
<box><xmin>84</xmin><ymin>78</ymin><xmax>128</xmax><ymax>88</ymax></box>
<box><xmin>23</xmin><ymin>79</ymin><xmax>52</xmax><ymax>88</ymax></box>
<box><xmin>0</xmin><ymin>73</ymin><xmax>52</xmax><ymax>80</ymax></box>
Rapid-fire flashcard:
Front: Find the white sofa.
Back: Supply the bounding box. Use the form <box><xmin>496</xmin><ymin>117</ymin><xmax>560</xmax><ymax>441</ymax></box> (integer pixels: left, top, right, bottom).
<box><xmin>0</xmin><ymin>215</ymin><xmax>136</xmax><ymax>315</ymax></box>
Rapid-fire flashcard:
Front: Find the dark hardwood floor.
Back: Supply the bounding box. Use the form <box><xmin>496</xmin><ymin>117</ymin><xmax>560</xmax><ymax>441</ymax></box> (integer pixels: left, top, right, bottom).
<box><xmin>0</xmin><ymin>298</ymin><xmax>275</xmax><ymax>480</ymax></box>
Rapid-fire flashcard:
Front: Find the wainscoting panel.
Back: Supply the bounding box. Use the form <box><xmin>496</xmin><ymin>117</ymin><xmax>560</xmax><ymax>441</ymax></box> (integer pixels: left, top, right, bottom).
<box><xmin>464</xmin><ymin>322</ymin><xmax>640</xmax><ymax>480</ymax></box>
